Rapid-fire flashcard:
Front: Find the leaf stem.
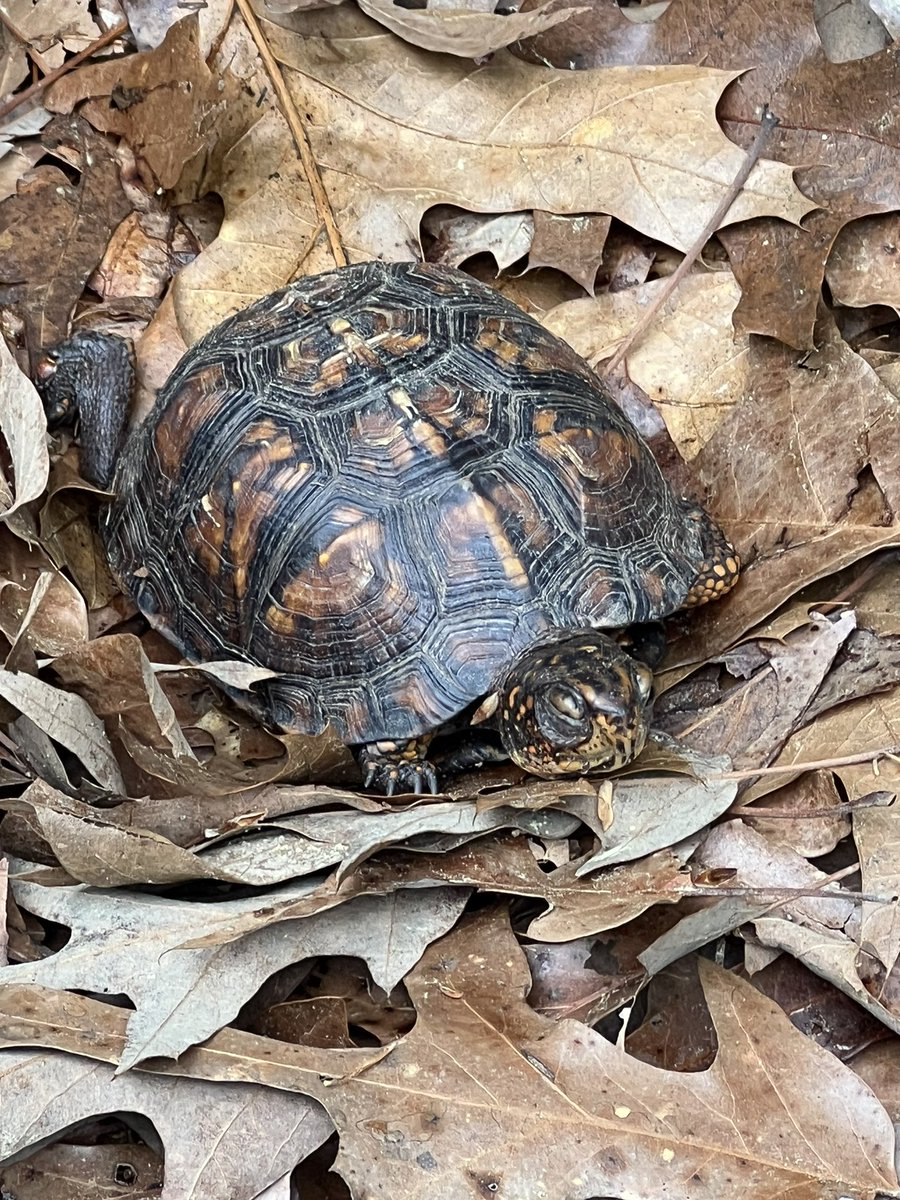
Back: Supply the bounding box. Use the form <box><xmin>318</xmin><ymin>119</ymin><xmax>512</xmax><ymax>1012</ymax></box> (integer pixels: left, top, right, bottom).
<box><xmin>714</xmin><ymin>746</ymin><xmax>900</xmax><ymax>781</ymax></box>
<box><xmin>234</xmin><ymin>0</ymin><xmax>347</xmax><ymax>270</ymax></box>
<box><xmin>601</xmin><ymin>106</ymin><xmax>780</xmax><ymax>378</ymax></box>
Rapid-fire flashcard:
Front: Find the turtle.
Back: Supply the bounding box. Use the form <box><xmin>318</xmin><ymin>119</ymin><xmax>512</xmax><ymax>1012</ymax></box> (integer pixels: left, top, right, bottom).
<box><xmin>39</xmin><ymin>260</ymin><xmax>739</xmax><ymax>794</ymax></box>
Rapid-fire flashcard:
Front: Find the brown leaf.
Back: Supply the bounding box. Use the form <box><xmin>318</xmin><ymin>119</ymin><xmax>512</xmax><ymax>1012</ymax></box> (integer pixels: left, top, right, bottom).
<box><xmin>0</xmin><ymin>0</ymin><xmax>101</xmax><ymax>95</ymax></box>
<box><xmin>528</xmin><ymin>210</ymin><xmax>610</xmax><ymax>293</ymax></box>
<box><xmin>0</xmin><ymin>115</ymin><xmax>131</xmax><ymax>354</ymax></box>
<box><xmin>750</xmin><ymin>954</ymin><xmax>894</xmax><ymax>1062</ymax></box>
<box><xmin>667</xmin><ymin>312</ymin><xmax>900</xmax><ymax>666</ymax></box>
<box><xmin>658</xmin><ymin>612</ymin><xmax>856</xmax><ymax>772</ymax></box>
<box><xmin>45</xmin><ymin>18</ymin><xmax>229</xmax><ymax>191</ymax></box>
<box><xmin>422</xmin><ymin>206</ymin><xmax>533</xmax><ymax>270</ymax></box>
<box><xmin>826</xmin><ymin>213</ymin><xmax>900</xmax><ymax>317</ymax></box>
<box><xmin>355</xmin><ymin>0</ymin><xmax>587</xmax><ymax>58</ymax></box>
<box><xmin>0</xmin><ymin>1143</ymin><xmax>163</xmax><ymax>1200</ymax></box>
<box><xmin>347</xmin><ymin>832</ymin><xmax>697</xmax><ymax>942</ymax></box>
<box><xmin>4</xmin><ymin>912</ymin><xmax>896</xmax><ymax>1198</ymax></box>
<box><xmin>544</xmin><ymin>270</ymin><xmax>747</xmax><ymax>458</ymax></box>
<box><xmin>626</xmin><ymin>956</ymin><xmax>717</xmax><ymax>1071</ymax></box>
<box><xmin>0</xmin><ymin>550</ymin><xmax>88</xmax><ymax>659</ymax></box>
<box><xmin>512</xmin><ymin>0</ymin><xmax>900</xmax><ymax>348</ymax></box>
<box><xmin>167</xmin><ymin>5</ymin><xmax>813</xmax><ymax>346</ymax></box>
<box><xmin>741</xmin><ymin>770</ymin><xmax>851</xmax><ymax>859</ymax></box>
<box><xmin>0</xmin><ymin>1039</ymin><xmax>332</xmax><ymax>1200</ymax></box>
<box><xmin>6</xmin><ymin>859</ymin><xmax>468</xmax><ymax>1067</ymax></box>
<box><xmin>53</xmin><ymin>633</ymin><xmax>195</xmax><ymax>757</ymax></box>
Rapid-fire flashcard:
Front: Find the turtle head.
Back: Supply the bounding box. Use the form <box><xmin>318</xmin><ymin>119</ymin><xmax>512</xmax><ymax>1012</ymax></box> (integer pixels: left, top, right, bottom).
<box><xmin>37</xmin><ymin>330</ymin><xmax>134</xmax><ymax>491</ymax></box>
<box><xmin>495</xmin><ymin>632</ymin><xmax>654</xmax><ymax>777</ymax></box>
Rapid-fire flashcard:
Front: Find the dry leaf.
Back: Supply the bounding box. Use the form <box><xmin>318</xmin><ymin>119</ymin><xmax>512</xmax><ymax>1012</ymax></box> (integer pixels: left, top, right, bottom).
<box><xmin>574</xmin><ymin>751</ymin><xmax>736</xmax><ymax>874</ymax></box>
<box><xmin>826</xmin><ymin>213</ymin><xmax>900</xmax><ymax>316</ymax></box>
<box><xmin>53</xmin><ymin>633</ymin><xmax>195</xmax><ymax>758</ymax></box>
<box><xmin>658</xmin><ymin>612</ymin><xmax>857</xmax><ymax>772</ymax></box>
<box><xmin>197</xmin><ymin>801</ymin><xmax>581</xmax><ymax>888</ymax></box>
<box><xmin>122</xmin><ymin>0</ymin><xmax>233</xmax><ymax>56</ymax></box>
<box><xmin>166</xmin><ymin>5</ymin><xmax>813</xmax><ymax>346</ymax></box>
<box><xmin>0</xmin><ymin>671</ymin><xmax>124</xmax><ymax>793</ymax></box>
<box><xmin>0</xmin><ymin>336</ymin><xmax>49</xmax><ymax>520</ymax></box>
<box><xmin>528</xmin><ymin>210</ymin><xmax>611</xmax><ymax>293</ymax></box>
<box><xmin>512</xmin><ymin>0</ymin><xmax>900</xmax><ymax>348</ymax></box>
<box><xmin>667</xmin><ymin>311</ymin><xmax>900</xmax><ymax>667</ymax></box>
<box><xmin>4</xmin><ymin>912</ymin><xmax>896</xmax><ymax>1198</ymax></box>
<box><xmin>356</xmin><ymin>0</ymin><xmax>587</xmax><ymax>58</ymax></box>
<box><xmin>5</xmin><ymin>860</ymin><xmax>468</xmax><ymax>1068</ymax></box>
<box><xmin>423</xmin><ymin>206</ymin><xmax>533</xmax><ymax>270</ymax></box>
<box><xmin>0</xmin><ymin>115</ymin><xmax>131</xmax><ymax>354</ymax></box>
<box><xmin>0</xmin><ymin>1045</ymin><xmax>332</xmax><ymax>1200</ymax></box>
<box><xmin>45</xmin><ymin>16</ymin><xmax>230</xmax><ymax>190</ymax></box>
<box><xmin>543</xmin><ymin>270</ymin><xmax>747</xmax><ymax>458</ymax></box>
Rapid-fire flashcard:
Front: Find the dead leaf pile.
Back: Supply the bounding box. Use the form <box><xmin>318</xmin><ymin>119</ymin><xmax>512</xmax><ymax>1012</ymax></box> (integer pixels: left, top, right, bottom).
<box><xmin>1</xmin><ymin>0</ymin><xmax>900</xmax><ymax>1196</ymax></box>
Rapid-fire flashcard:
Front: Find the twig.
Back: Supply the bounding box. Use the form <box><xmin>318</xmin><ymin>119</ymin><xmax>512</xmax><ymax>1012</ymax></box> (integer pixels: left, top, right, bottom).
<box><xmin>601</xmin><ymin>107</ymin><xmax>780</xmax><ymax>378</ymax></box>
<box><xmin>712</xmin><ymin>746</ymin><xmax>900</xmax><ymax>781</ymax></box>
<box><xmin>234</xmin><ymin>0</ymin><xmax>347</xmax><ymax>270</ymax></box>
<box><xmin>0</xmin><ymin>19</ymin><xmax>129</xmax><ymax>124</ymax></box>
<box><xmin>750</xmin><ymin>861</ymin><xmax>864</xmax><ymax>920</ymax></box>
<box><xmin>726</xmin><ymin>795</ymin><xmax>886</xmax><ymax>820</ymax></box>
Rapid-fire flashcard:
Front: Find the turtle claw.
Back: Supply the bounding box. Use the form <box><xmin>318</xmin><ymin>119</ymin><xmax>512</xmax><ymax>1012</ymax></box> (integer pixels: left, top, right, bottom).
<box><xmin>356</xmin><ymin>739</ymin><xmax>439</xmax><ymax>796</ymax></box>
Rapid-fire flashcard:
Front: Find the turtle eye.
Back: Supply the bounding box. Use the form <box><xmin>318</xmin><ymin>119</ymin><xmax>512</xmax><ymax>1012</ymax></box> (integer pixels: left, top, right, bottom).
<box><xmin>547</xmin><ymin>685</ymin><xmax>586</xmax><ymax>721</ymax></box>
<box><xmin>634</xmin><ymin>662</ymin><xmax>654</xmax><ymax>704</ymax></box>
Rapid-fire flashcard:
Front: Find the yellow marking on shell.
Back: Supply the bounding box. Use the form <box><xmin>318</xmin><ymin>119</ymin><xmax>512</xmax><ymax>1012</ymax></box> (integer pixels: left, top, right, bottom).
<box><xmin>266</xmin><ymin>603</ymin><xmax>299</xmax><ymax>635</ymax></box>
<box><xmin>726</xmin><ymin>555</ymin><xmax>739</xmax><ymax>574</ymax></box>
<box><xmin>281</xmin><ymin>520</ymin><xmax>379</xmax><ymax>618</ymax></box>
<box><xmin>314</xmin><ymin>351</ymin><xmax>351</xmax><ymax>391</ymax></box>
<box><xmin>508</xmin><ymin>685</ymin><xmax>521</xmax><ymax>706</ymax></box>
<box><xmin>379</xmin><ymin>330</ymin><xmax>427</xmax><ymax>356</ymax></box>
<box><xmin>200</xmin><ymin>493</ymin><xmax>220</xmax><ymax>525</ymax></box>
<box><xmin>389</xmin><ymin>387</ymin><xmax>417</xmax><ymax>419</ymax></box>
<box><xmin>713</xmin><ymin>563</ymin><xmax>727</xmax><ymax>578</ymax></box>
<box><xmin>328</xmin><ymin>320</ymin><xmax>381</xmax><ymax>368</ymax></box>
<box><xmin>534</xmin><ymin>409</ymin><xmax>557</xmax><ymax>436</ymax></box>
<box><xmin>232</xmin><ymin>480</ymin><xmax>241</xmax><ymax>494</ymax></box>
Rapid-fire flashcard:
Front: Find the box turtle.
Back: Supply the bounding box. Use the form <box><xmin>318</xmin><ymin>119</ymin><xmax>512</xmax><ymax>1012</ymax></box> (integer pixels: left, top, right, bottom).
<box><xmin>40</xmin><ymin>261</ymin><xmax>738</xmax><ymax>793</ymax></box>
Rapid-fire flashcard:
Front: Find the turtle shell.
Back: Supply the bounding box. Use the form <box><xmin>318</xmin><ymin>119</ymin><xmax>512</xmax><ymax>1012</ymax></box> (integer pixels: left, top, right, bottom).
<box><xmin>105</xmin><ymin>261</ymin><xmax>716</xmax><ymax>743</ymax></box>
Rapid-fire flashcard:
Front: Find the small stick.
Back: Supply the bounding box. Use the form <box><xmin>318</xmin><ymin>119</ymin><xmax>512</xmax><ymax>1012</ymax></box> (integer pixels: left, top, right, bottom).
<box><xmin>601</xmin><ymin>107</ymin><xmax>780</xmax><ymax>378</ymax></box>
<box><xmin>726</xmin><ymin>794</ymin><xmax>884</xmax><ymax>820</ymax></box>
<box><xmin>234</xmin><ymin>0</ymin><xmax>347</xmax><ymax>271</ymax></box>
<box><xmin>712</xmin><ymin>746</ymin><xmax>900</xmax><ymax>781</ymax></box>
<box><xmin>0</xmin><ymin>20</ymin><xmax>129</xmax><ymax>124</ymax></box>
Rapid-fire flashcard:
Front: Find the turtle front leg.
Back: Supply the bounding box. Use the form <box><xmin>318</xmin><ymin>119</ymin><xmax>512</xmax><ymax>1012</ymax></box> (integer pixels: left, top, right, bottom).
<box><xmin>357</xmin><ymin>736</ymin><xmax>438</xmax><ymax>796</ymax></box>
